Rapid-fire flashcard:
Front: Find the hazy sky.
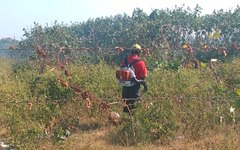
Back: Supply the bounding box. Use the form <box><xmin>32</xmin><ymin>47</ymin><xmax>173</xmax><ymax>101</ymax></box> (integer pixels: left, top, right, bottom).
<box><xmin>0</xmin><ymin>0</ymin><xmax>239</xmax><ymax>40</ymax></box>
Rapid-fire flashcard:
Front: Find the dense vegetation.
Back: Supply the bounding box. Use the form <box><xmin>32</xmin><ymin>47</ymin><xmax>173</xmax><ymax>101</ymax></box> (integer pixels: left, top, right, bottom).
<box><xmin>0</xmin><ymin>57</ymin><xmax>240</xmax><ymax>149</ymax></box>
<box><xmin>17</xmin><ymin>5</ymin><xmax>240</xmax><ymax>69</ymax></box>
<box><xmin>0</xmin><ymin>5</ymin><xmax>240</xmax><ymax>149</ymax></box>
<box><xmin>20</xmin><ymin>5</ymin><xmax>240</xmax><ymax>48</ymax></box>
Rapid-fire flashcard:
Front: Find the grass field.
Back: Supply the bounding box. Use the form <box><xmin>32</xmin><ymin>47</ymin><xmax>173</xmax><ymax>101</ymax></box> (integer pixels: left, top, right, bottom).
<box><xmin>0</xmin><ymin>58</ymin><xmax>239</xmax><ymax>149</ymax></box>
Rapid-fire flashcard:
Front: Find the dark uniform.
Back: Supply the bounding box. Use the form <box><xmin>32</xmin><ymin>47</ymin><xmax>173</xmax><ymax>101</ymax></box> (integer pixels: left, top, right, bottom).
<box><xmin>121</xmin><ymin>44</ymin><xmax>147</xmax><ymax>113</ymax></box>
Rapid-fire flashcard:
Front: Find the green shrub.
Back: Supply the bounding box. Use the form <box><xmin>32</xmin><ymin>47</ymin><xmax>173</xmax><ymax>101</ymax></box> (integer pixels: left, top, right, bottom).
<box><xmin>114</xmin><ymin>99</ymin><xmax>178</xmax><ymax>145</ymax></box>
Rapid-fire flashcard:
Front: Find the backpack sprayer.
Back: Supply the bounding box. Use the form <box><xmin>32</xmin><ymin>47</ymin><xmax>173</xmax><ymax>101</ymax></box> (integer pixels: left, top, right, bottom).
<box><xmin>116</xmin><ymin>58</ymin><xmax>148</xmax><ymax>91</ymax></box>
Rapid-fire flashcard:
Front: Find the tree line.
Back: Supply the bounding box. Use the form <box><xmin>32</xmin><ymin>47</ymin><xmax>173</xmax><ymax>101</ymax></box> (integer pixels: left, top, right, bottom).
<box><xmin>18</xmin><ymin>5</ymin><xmax>240</xmax><ymax>65</ymax></box>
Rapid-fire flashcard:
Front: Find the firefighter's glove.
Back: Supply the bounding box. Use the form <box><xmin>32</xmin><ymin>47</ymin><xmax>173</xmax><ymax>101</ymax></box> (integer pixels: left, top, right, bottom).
<box><xmin>142</xmin><ymin>82</ymin><xmax>148</xmax><ymax>92</ymax></box>
<box><xmin>132</xmin><ymin>77</ymin><xmax>148</xmax><ymax>91</ymax></box>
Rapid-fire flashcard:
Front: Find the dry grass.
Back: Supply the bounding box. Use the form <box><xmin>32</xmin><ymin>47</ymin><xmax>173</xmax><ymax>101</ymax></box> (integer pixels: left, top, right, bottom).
<box><xmin>36</xmin><ymin>123</ymin><xmax>240</xmax><ymax>150</ymax></box>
